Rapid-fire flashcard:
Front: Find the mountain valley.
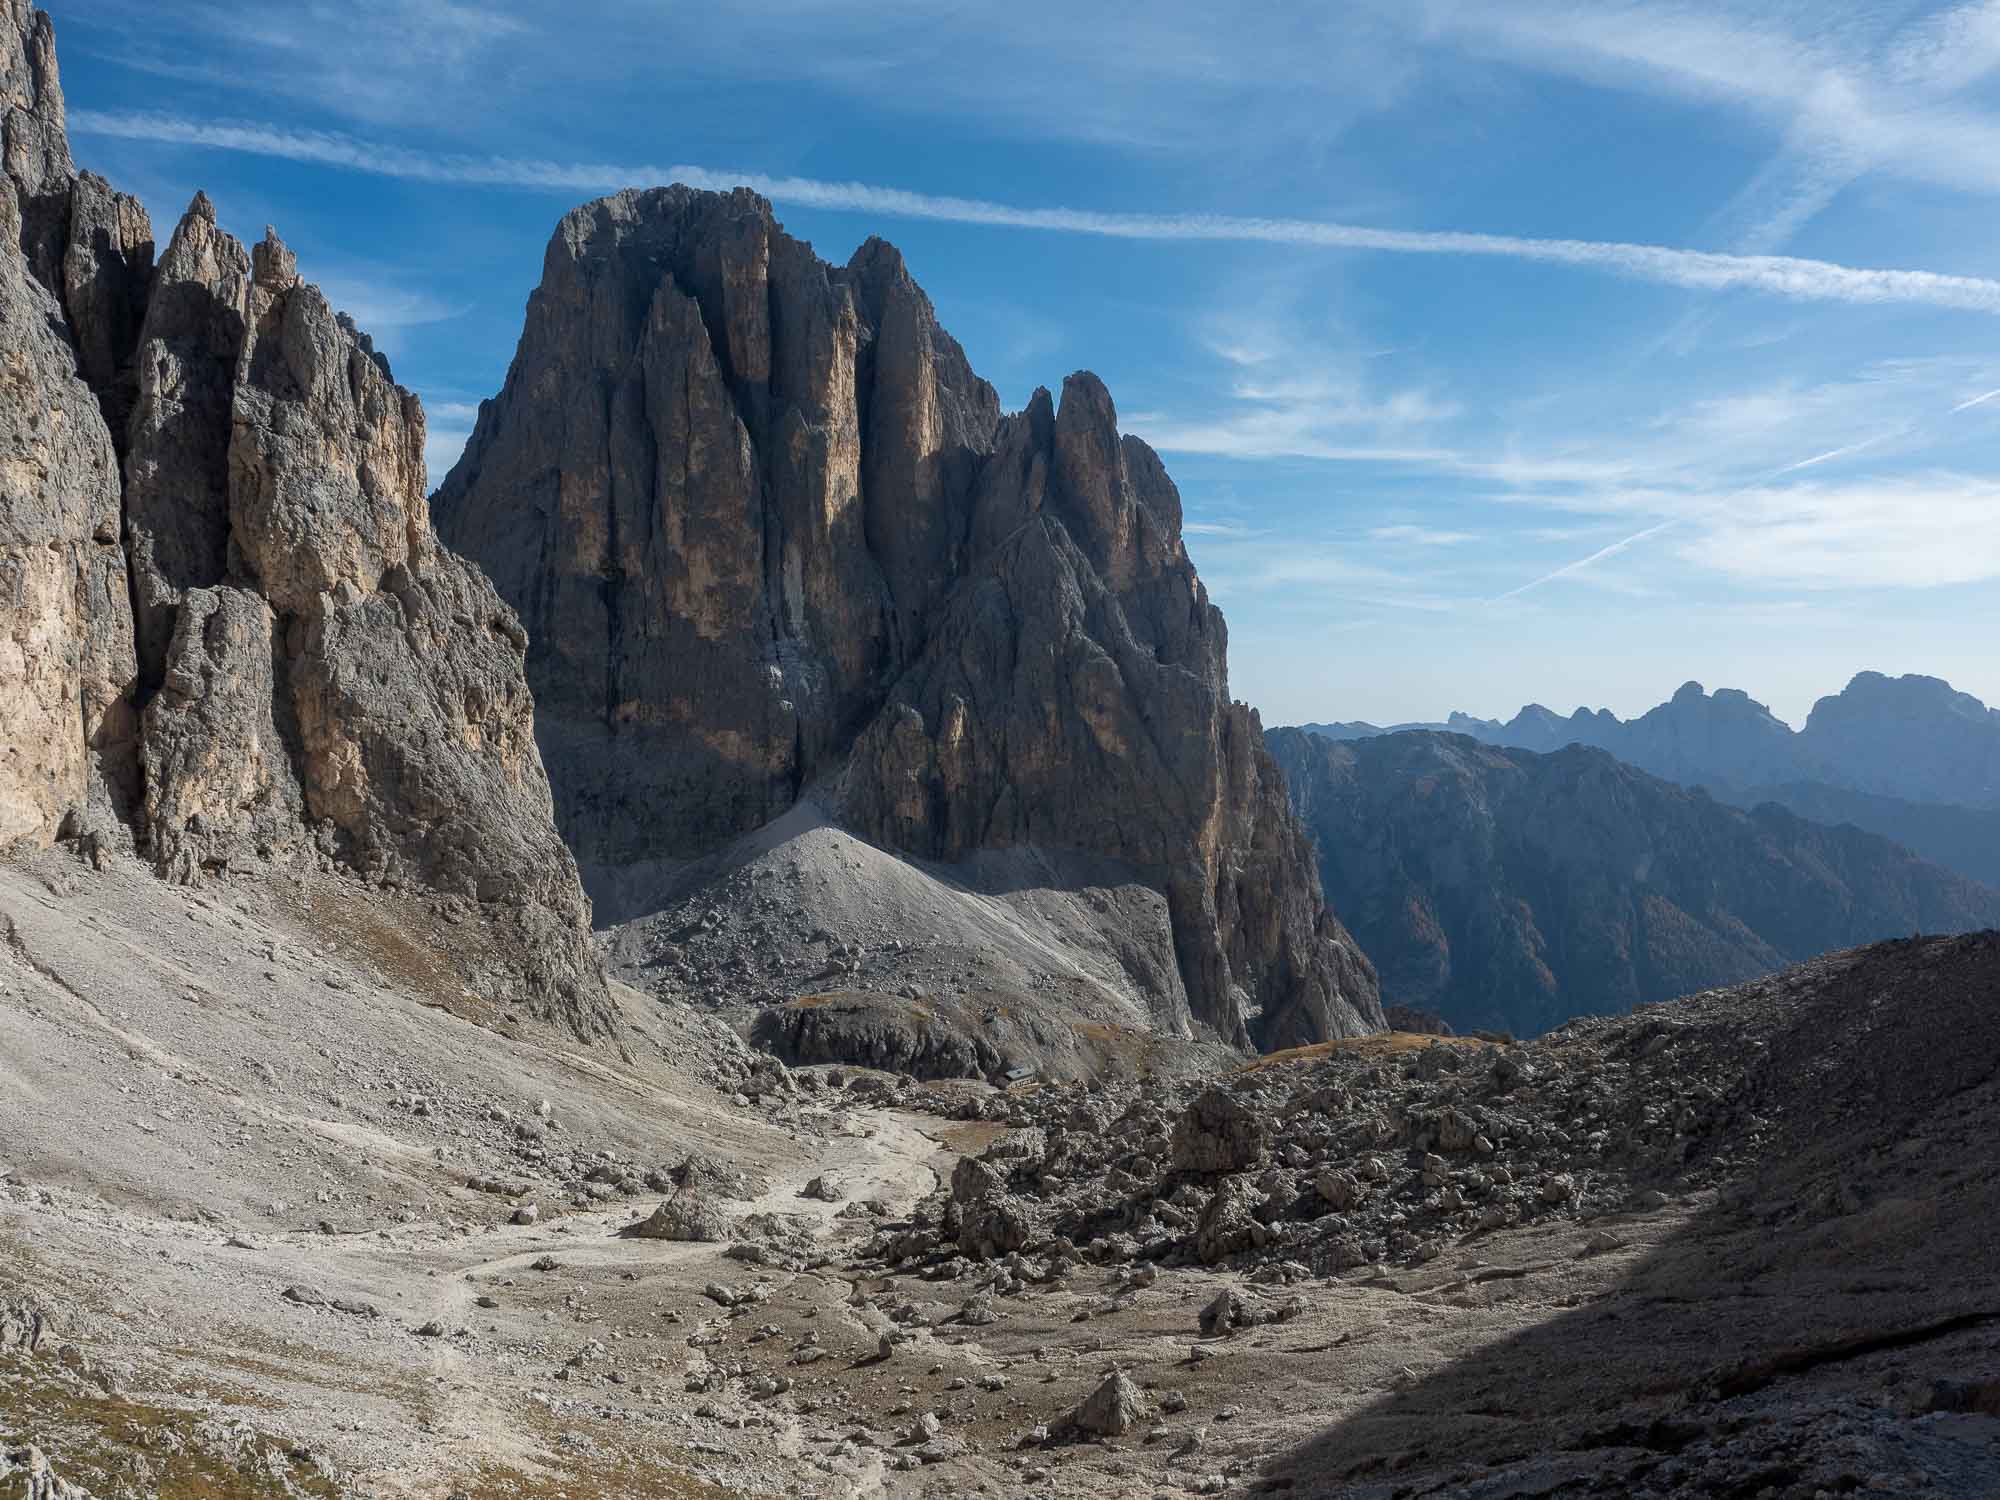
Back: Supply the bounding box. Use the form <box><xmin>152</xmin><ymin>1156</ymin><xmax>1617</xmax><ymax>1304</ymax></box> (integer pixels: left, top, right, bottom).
<box><xmin>3</xmin><ymin>3</ymin><xmax>1999</xmax><ymax>1497</ymax></box>
<box><xmin>1270</xmin><ymin>727</ymin><xmax>2000</xmax><ymax>1038</ymax></box>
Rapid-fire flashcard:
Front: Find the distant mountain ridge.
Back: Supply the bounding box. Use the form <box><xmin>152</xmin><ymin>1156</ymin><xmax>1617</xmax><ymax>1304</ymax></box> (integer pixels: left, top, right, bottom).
<box><xmin>1294</xmin><ymin>672</ymin><xmax>2000</xmax><ymax>888</ymax></box>
<box><xmin>1387</xmin><ymin>672</ymin><xmax>2000</xmax><ymax>809</ymax></box>
<box><xmin>1267</xmin><ymin>727</ymin><xmax>2000</xmax><ymax>1039</ymax></box>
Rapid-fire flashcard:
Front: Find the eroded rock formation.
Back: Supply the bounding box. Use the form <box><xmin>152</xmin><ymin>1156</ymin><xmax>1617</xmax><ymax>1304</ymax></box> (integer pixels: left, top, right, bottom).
<box><xmin>435</xmin><ymin>186</ymin><xmax>1380</xmax><ymax>1047</ymax></box>
<box><xmin>0</xmin><ymin>3</ymin><xmax>608</xmax><ymax>1033</ymax></box>
<box><xmin>0</xmin><ymin>2</ymin><xmax>138</xmax><ymax>849</ymax></box>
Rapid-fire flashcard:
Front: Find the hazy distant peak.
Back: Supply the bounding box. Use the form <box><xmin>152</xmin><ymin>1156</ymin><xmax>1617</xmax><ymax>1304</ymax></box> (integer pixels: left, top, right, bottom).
<box><xmin>1312</xmin><ymin>670</ymin><xmax>2000</xmax><ymax>813</ymax></box>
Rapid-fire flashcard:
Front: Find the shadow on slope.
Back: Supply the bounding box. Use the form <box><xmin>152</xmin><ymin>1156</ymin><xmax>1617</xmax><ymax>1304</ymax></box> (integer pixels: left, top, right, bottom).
<box><xmin>1264</xmin><ymin>933</ymin><xmax>2000</xmax><ymax>1496</ymax></box>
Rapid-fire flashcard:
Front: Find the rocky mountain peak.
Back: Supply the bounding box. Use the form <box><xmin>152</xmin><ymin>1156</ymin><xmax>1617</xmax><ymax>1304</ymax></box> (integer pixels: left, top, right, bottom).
<box><xmin>1800</xmin><ymin>671</ymin><xmax>2000</xmax><ymax>807</ymax></box>
<box><xmin>1814</xmin><ymin>670</ymin><xmax>1996</xmax><ymax>723</ymax></box>
<box><xmin>1</xmin><ymin>4</ymin><xmax>610</xmax><ymax>1035</ymax></box>
<box><xmin>3</xmin><ymin>0</ymin><xmax>72</xmax><ymax>272</ymax></box>
<box><xmin>436</xmin><ymin>185</ymin><xmax>1381</xmax><ymax>1048</ymax></box>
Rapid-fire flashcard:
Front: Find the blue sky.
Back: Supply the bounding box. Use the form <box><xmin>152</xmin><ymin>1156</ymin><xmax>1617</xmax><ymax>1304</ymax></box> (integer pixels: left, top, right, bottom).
<box><xmin>48</xmin><ymin>0</ymin><xmax>2000</xmax><ymax>728</ymax></box>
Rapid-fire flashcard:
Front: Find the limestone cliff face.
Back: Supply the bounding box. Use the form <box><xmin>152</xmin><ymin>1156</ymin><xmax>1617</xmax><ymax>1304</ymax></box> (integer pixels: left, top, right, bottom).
<box><xmin>435</xmin><ymin>187</ymin><xmax>1381</xmax><ymax>1047</ymax></box>
<box><xmin>0</xmin><ymin>1</ymin><xmax>138</xmax><ymax>849</ymax></box>
<box><xmin>435</xmin><ymin>189</ymin><xmax>1003</xmax><ymax>863</ymax></box>
<box><xmin>0</xmin><ymin>4</ymin><xmax>609</xmax><ymax>1033</ymax></box>
<box><xmin>0</xmin><ymin>160</ymin><xmax>136</xmax><ymax>847</ymax></box>
<box><xmin>839</xmin><ymin>376</ymin><xmax>1375</xmax><ymax>1049</ymax></box>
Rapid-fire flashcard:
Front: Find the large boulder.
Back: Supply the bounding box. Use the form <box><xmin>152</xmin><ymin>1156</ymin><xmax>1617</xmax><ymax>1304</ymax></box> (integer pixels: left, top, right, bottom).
<box><xmin>1071</xmin><ymin>1370</ymin><xmax>1149</xmax><ymax>1436</ymax></box>
<box><xmin>1171</xmin><ymin>1087</ymin><xmax>1269</xmax><ymax>1174</ymax></box>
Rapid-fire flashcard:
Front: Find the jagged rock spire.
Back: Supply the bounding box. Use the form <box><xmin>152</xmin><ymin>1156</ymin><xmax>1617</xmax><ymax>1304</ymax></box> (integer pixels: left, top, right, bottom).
<box><xmin>0</xmin><ymin>6</ymin><xmax>612</xmax><ymax>1037</ymax></box>
<box><xmin>435</xmin><ymin>186</ymin><xmax>1382</xmax><ymax>1047</ymax></box>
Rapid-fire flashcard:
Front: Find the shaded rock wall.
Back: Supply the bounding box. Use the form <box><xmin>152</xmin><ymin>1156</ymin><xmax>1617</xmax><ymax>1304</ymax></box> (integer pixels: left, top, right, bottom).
<box><xmin>0</xmin><ymin>4</ymin><xmax>609</xmax><ymax>1033</ymax></box>
<box><xmin>435</xmin><ymin>189</ymin><xmax>1003</xmax><ymax>863</ymax></box>
<box><xmin>436</xmin><ymin>187</ymin><xmax>1380</xmax><ymax>1047</ymax></box>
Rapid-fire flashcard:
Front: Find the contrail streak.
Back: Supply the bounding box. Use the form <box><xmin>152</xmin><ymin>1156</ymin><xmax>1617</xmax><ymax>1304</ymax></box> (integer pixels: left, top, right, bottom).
<box><xmin>1495</xmin><ymin>519</ymin><xmax>1681</xmax><ymax>601</ymax></box>
<box><xmin>68</xmin><ymin>109</ymin><xmax>2000</xmax><ymax>314</ymax></box>
<box><xmin>1494</xmin><ymin>381</ymin><xmax>1999</xmax><ymax>600</ymax></box>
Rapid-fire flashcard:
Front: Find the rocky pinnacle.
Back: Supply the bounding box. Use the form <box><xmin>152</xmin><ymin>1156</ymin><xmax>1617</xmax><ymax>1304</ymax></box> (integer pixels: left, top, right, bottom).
<box><xmin>0</xmin><ymin>3</ymin><xmax>610</xmax><ymax>1035</ymax></box>
<box><xmin>434</xmin><ymin>186</ymin><xmax>1381</xmax><ymax>1048</ymax></box>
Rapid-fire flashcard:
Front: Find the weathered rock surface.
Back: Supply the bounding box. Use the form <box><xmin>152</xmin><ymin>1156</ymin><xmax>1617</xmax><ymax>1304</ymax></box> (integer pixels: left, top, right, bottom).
<box><xmin>1071</xmin><ymin>1370</ymin><xmax>1148</xmax><ymax>1437</ymax></box>
<box><xmin>1170</xmin><ymin>1086</ymin><xmax>1268</xmax><ymax>1174</ymax></box>
<box><xmin>1270</xmin><ymin>727</ymin><xmax>2000</xmax><ymax>1037</ymax></box>
<box><xmin>624</xmin><ymin>1194</ymin><xmax>729</xmax><ymax>1243</ymax></box>
<box><xmin>120</xmin><ymin>190</ymin><xmax>245</xmax><ymax>695</ymax></box>
<box><xmin>0</xmin><ymin>57</ymin><xmax>137</xmax><ymax>850</ymax></box>
<box><xmin>0</xmin><ymin>1442</ymin><xmax>94</xmax><ymax>1500</ymax></box>
<box><xmin>435</xmin><ymin>189</ymin><xmax>999</xmax><ymax>866</ymax></box>
<box><xmin>0</xmin><ymin>5</ymin><xmax>608</xmax><ymax>1033</ymax></box>
<box><xmin>435</xmin><ymin>186</ymin><xmax>1379</xmax><ymax>1048</ymax></box>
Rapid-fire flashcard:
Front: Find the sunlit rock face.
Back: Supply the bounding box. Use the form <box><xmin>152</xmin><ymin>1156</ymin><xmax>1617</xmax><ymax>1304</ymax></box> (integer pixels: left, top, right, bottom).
<box><xmin>0</xmin><ymin>3</ymin><xmax>612</xmax><ymax>1036</ymax></box>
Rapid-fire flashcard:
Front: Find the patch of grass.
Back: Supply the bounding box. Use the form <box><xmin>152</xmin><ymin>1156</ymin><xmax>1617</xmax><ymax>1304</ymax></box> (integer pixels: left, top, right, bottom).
<box><xmin>281</xmin><ymin>878</ymin><xmax>495</xmax><ymax>1026</ymax></box>
<box><xmin>0</xmin><ymin>1355</ymin><xmax>342</xmax><ymax>1500</ymax></box>
<box><xmin>931</xmin><ymin>1119</ymin><xmax>1012</xmax><ymax>1155</ymax></box>
<box><xmin>464</xmin><ymin>1456</ymin><xmax>749</xmax><ymax>1499</ymax></box>
<box><xmin>1073</xmin><ymin>1021</ymin><xmax>1132</xmax><ymax>1043</ymax></box>
<box><xmin>1239</xmin><ymin>1030</ymin><xmax>1486</xmax><ymax>1073</ymax></box>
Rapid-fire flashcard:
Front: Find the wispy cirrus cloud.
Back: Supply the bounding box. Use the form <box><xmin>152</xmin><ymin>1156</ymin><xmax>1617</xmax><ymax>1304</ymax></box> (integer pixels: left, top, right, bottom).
<box><xmin>1406</xmin><ymin>0</ymin><xmax>2000</xmax><ymax>362</ymax></box>
<box><xmin>1410</xmin><ymin>0</ymin><xmax>2000</xmax><ymax>200</ymax></box>
<box><xmin>68</xmin><ymin>109</ymin><xmax>2000</xmax><ymax>314</ymax></box>
<box><xmin>1676</xmin><ymin>473</ymin><xmax>2000</xmax><ymax>589</ymax></box>
<box><xmin>1485</xmin><ymin>361</ymin><xmax>2000</xmax><ymax>598</ymax></box>
<box><xmin>1369</xmin><ymin>524</ymin><xmax>1478</xmax><ymax>546</ymax></box>
<box><xmin>309</xmin><ymin>277</ymin><xmax>462</xmax><ymax>334</ymax></box>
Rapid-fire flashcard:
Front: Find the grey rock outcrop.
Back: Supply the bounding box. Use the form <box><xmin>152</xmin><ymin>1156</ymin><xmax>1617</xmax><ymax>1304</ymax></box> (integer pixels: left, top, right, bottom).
<box><xmin>1</xmin><ymin>5</ymin><xmax>609</xmax><ymax>1034</ymax></box>
<box><xmin>1071</xmin><ymin>1369</ymin><xmax>1149</xmax><ymax>1437</ymax></box>
<box><xmin>2</xmin><ymin>0</ymin><xmax>74</xmax><ymax>287</ymax></box>
<box><xmin>0</xmin><ymin>97</ymin><xmax>137</xmax><ymax>848</ymax></box>
<box><xmin>121</xmin><ymin>190</ymin><xmax>246</xmax><ymax>694</ymax></box>
<box><xmin>0</xmin><ymin>1442</ymin><xmax>94</xmax><ymax>1500</ymax></box>
<box><xmin>436</xmin><ymin>189</ymin><xmax>1001</xmax><ymax>864</ymax></box>
<box><xmin>1171</xmin><ymin>1086</ymin><xmax>1269</xmax><ymax>1174</ymax></box>
<box><xmin>625</xmin><ymin>1194</ymin><xmax>729</xmax><ymax>1243</ymax></box>
<box><xmin>436</xmin><ymin>186</ymin><xmax>1380</xmax><ymax>1048</ymax></box>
